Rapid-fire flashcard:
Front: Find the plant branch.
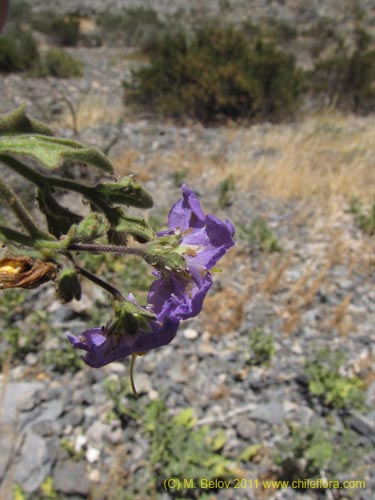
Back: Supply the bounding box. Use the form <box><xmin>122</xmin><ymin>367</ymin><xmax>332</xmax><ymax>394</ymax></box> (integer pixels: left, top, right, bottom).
<box><xmin>0</xmin><ymin>175</ymin><xmax>52</xmax><ymax>240</ymax></box>
<box><xmin>75</xmin><ymin>263</ymin><xmax>124</xmax><ymax>301</ymax></box>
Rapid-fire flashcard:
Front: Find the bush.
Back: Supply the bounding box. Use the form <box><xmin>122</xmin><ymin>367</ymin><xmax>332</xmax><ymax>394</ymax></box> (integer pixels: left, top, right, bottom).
<box><xmin>32</xmin><ymin>12</ymin><xmax>80</xmax><ymax>46</ymax></box>
<box><xmin>310</xmin><ymin>44</ymin><xmax>375</xmax><ymax>113</ymax></box>
<box><xmin>34</xmin><ymin>48</ymin><xmax>83</xmax><ymax>78</ymax></box>
<box><xmin>124</xmin><ymin>26</ymin><xmax>303</xmax><ymax>124</ymax></box>
<box><xmin>0</xmin><ymin>29</ymin><xmax>39</xmax><ymax>72</ymax></box>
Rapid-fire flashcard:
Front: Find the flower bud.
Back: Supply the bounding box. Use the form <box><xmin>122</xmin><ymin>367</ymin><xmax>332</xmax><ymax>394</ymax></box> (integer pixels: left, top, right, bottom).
<box><xmin>56</xmin><ymin>268</ymin><xmax>82</xmax><ymax>303</ymax></box>
<box><xmin>67</xmin><ymin>213</ymin><xmax>110</xmax><ymax>244</ymax></box>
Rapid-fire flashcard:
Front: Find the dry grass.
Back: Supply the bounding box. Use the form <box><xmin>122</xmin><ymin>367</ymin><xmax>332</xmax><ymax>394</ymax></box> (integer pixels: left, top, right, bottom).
<box><xmin>125</xmin><ymin>111</ymin><xmax>374</xmax><ymax>208</ymax></box>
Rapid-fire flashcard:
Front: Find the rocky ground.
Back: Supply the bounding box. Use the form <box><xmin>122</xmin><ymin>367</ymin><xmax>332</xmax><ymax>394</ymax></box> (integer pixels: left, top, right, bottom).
<box><xmin>1</xmin><ymin>2</ymin><xmax>375</xmax><ymax>500</ymax></box>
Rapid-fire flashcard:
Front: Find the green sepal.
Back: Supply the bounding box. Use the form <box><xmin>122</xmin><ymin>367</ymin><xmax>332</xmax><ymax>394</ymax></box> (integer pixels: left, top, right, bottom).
<box><xmin>114</xmin><ymin>213</ymin><xmax>155</xmax><ymax>243</ymax></box>
<box><xmin>0</xmin><ymin>106</ymin><xmax>54</xmax><ymax>136</ymax></box>
<box><xmin>56</xmin><ymin>268</ymin><xmax>82</xmax><ymax>303</ymax></box>
<box><xmin>37</xmin><ymin>187</ymin><xmax>83</xmax><ymax>238</ymax></box>
<box><xmin>67</xmin><ymin>212</ymin><xmax>110</xmax><ymax>244</ymax></box>
<box><xmin>108</xmin><ymin>299</ymin><xmax>155</xmax><ymax>337</ymax></box>
<box><xmin>95</xmin><ymin>176</ymin><xmax>153</xmax><ymax>208</ymax></box>
<box><xmin>145</xmin><ymin>239</ymin><xmax>186</xmax><ymax>272</ymax></box>
<box><xmin>0</xmin><ymin>134</ymin><xmax>114</xmax><ymax>173</ymax></box>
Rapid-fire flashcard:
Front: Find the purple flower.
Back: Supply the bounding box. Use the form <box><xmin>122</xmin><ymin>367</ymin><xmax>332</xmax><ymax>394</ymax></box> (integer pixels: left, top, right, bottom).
<box><xmin>68</xmin><ymin>184</ymin><xmax>234</xmax><ymax>367</ymax></box>
<box><xmin>0</xmin><ymin>0</ymin><xmax>9</xmax><ymax>34</ymax></box>
<box><xmin>148</xmin><ymin>184</ymin><xmax>235</xmax><ymax>320</ymax></box>
<box><xmin>68</xmin><ymin>314</ymin><xmax>179</xmax><ymax>368</ymax></box>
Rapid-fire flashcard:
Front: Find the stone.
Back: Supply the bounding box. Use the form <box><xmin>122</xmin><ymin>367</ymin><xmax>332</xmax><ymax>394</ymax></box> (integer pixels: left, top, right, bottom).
<box><xmin>236</xmin><ymin>416</ymin><xmax>257</xmax><ymax>440</ymax></box>
<box><xmin>53</xmin><ymin>460</ymin><xmax>90</xmax><ymax>496</ymax></box>
<box><xmin>13</xmin><ymin>431</ymin><xmax>50</xmax><ymax>493</ymax></box>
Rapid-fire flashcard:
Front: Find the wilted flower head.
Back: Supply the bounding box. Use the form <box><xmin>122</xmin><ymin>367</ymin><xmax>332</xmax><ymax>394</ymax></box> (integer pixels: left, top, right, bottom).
<box><xmin>0</xmin><ymin>256</ymin><xmax>57</xmax><ymax>289</ymax></box>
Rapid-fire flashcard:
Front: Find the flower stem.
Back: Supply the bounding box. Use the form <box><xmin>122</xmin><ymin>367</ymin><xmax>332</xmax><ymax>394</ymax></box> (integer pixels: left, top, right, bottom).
<box><xmin>68</xmin><ymin>242</ymin><xmax>145</xmax><ymax>257</ymax></box>
<box><xmin>75</xmin><ymin>263</ymin><xmax>125</xmax><ymax>301</ymax></box>
<box><xmin>0</xmin><ymin>175</ymin><xmax>52</xmax><ymax>240</ymax></box>
<box><xmin>130</xmin><ymin>354</ymin><xmax>138</xmax><ymax>397</ymax></box>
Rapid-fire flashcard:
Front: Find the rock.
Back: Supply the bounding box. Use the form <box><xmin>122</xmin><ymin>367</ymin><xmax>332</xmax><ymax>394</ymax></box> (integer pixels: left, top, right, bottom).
<box><xmin>183</xmin><ymin>328</ymin><xmax>199</xmax><ymax>340</ymax></box>
<box><xmin>236</xmin><ymin>416</ymin><xmax>257</xmax><ymax>440</ymax></box>
<box><xmin>13</xmin><ymin>431</ymin><xmax>50</xmax><ymax>493</ymax></box>
<box><xmin>86</xmin><ymin>446</ymin><xmax>100</xmax><ymax>463</ymax></box>
<box><xmin>250</xmin><ymin>402</ymin><xmax>285</xmax><ymax>426</ymax></box>
<box><xmin>53</xmin><ymin>460</ymin><xmax>90</xmax><ymax>496</ymax></box>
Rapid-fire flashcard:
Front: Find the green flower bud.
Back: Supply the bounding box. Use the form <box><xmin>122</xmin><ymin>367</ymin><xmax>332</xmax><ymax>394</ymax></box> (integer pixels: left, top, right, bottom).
<box><xmin>67</xmin><ymin>213</ymin><xmax>110</xmax><ymax>244</ymax></box>
<box><xmin>107</xmin><ymin>299</ymin><xmax>155</xmax><ymax>340</ymax></box>
<box><xmin>56</xmin><ymin>268</ymin><xmax>81</xmax><ymax>303</ymax></box>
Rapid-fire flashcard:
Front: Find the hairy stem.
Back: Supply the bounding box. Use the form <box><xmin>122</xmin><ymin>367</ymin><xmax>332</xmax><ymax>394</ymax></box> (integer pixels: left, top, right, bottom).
<box><xmin>75</xmin><ymin>263</ymin><xmax>124</xmax><ymax>301</ymax></box>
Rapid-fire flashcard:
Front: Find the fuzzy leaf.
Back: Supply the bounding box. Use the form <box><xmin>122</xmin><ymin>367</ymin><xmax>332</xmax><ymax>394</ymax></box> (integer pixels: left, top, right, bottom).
<box><xmin>0</xmin><ymin>106</ymin><xmax>54</xmax><ymax>136</ymax></box>
<box><xmin>0</xmin><ymin>134</ymin><xmax>113</xmax><ymax>172</ymax></box>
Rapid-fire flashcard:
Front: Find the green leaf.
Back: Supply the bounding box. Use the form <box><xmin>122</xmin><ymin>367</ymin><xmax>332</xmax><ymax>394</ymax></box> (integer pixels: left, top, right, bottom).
<box><xmin>238</xmin><ymin>444</ymin><xmax>263</xmax><ymax>462</ymax></box>
<box><xmin>95</xmin><ymin>176</ymin><xmax>153</xmax><ymax>208</ymax></box>
<box><xmin>0</xmin><ymin>134</ymin><xmax>114</xmax><ymax>173</ymax></box>
<box><xmin>0</xmin><ymin>106</ymin><xmax>54</xmax><ymax>136</ymax></box>
<box><xmin>115</xmin><ymin>213</ymin><xmax>155</xmax><ymax>243</ymax></box>
<box><xmin>172</xmin><ymin>408</ymin><xmax>195</xmax><ymax>428</ymax></box>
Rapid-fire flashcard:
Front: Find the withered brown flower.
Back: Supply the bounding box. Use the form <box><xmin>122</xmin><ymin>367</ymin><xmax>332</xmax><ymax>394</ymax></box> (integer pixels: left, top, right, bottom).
<box><xmin>0</xmin><ymin>256</ymin><xmax>57</xmax><ymax>289</ymax></box>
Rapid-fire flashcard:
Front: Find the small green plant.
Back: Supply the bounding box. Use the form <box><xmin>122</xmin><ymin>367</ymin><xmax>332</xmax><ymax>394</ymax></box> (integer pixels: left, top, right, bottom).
<box><xmin>34</xmin><ymin>48</ymin><xmax>83</xmax><ymax>78</ymax></box>
<box><xmin>247</xmin><ymin>328</ymin><xmax>275</xmax><ymax>366</ymax></box>
<box><xmin>125</xmin><ymin>26</ymin><xmax>303</xmax><ymax>124</ymax></box>
<box><xmin>348</xmin><ymin>197</ymin><xmax>375</xmax><ymax>235</ymax></box>
<box><xmin>103</xmin><ymin>376</ymin><xmax>140</xmax><ymax>424</ymax></box>
<box><xmin>171</xmin><ymin>168</ymin><xmax>189</xmax><ymax>187</ymax></box>
<box><xmin>238</xmin><ymin>217</ymin><xmax>282</xmax><ymax>253</ymax></box>
<box><xmin>304</xmin><ymin>347</ymin><xmax>366</xmax><ymax>410</ymax></box>
<box><xmin>275</xmin><ymin>422</ymin><xmax>362</xmax><ymax>481</ymax></box>
<box><xmin>218</xmin><ymin>175</ymin><xmax>236</xmax><ymax>208</ymax></box>
<box><xmin>60</xmin><ymin>437</ymin><xmax>85</xmax><ymax>461</ymax></box>
<box><xmin>43</xmin><ymin>342</ymin><xmax>83</xmax><ymax>373</ymax></box>
<box><xmin>144</xmin><ymin>399</ymin><xmax>233</xmax><ymax>494</ymax></box>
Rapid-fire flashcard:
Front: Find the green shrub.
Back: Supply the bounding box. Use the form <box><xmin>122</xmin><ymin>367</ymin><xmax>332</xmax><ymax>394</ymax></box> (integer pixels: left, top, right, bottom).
<box><xmin>124</xmin><ymin>26</ymin><xmax>303</xmax><ymax>124</ymax></box>
<box><xmin>310</xmin><ymin>46</ymin><xmax>375</xmax><ymax>113</ymax></box>
<box><xmin>32</xmin><ymin>12</ymin><xmax>80</xmax><ymax>46</ymax></box>
<box><xmin>0</xmin><ymin>30</ymin><xmax>39</xmax><ymax>72</ymax></box>
<box><xmin>34</xmin><ymin>48</ymin><xmax>83</xmax><ymax>78</ymax></box>
<box><xmin>304</xmin><ymin>348</ymin><xmax>366</xmax><ymax>410</ymax></box>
